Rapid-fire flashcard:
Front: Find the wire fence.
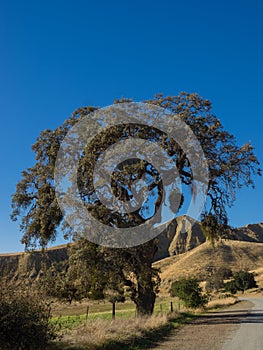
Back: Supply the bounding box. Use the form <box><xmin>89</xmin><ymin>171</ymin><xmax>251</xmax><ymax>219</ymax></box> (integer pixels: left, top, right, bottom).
<box><xmin>52</xmin><ymin>300</ymin><xmax>183</xmax><ymax>328</ymax></box>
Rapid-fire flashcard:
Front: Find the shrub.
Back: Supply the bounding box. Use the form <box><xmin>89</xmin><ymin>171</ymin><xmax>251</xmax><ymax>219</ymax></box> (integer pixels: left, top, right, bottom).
<box><xmin>206</xmin><ymin>267</ymin><xmax>233</xmax><ymax>292</ymax></box>
<box><xmin>0</xmin><ymin>285</ymin><xmax>57</xmax><ymax>350</ymax></box>
<box><xmin>224</xmin><ymin>280</ymin><xmax>238</xmax><ymax>294</ymax></box>
<box><xmin>224</xmin><ymin>270</ymin><xmax>257</xmax><ymax>294</ymax></box>
<box><xmin>170</xmin><ymin>277</ymin><xmax>208</xmax><ymax>309</ymax></box>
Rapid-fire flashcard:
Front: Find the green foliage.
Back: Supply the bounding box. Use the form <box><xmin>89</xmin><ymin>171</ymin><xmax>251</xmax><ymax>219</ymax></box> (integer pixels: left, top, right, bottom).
<box><xmin>39</xmin><ymin>260</ymin><xmax>87</xmax><ymax>304</ymax></box>
<box><xmin>170</xmin><ymin>277</ymin><xmax>208</xmax><ymax>309</ymax></box>
<box><xmin>224</xmin><ymin>270</ymin><xmax>257</xmax><ymax>294</ymax></box>
<box><xmin>224</xmin><ymin>280</ymin><xmax>238</xmax><ymax>294</ymax></box>
<box><xmin>205</xmin><ymin>267</ymin><xmax>233</xmax><ymax>292</ymax></box>
<box><xmin>234</xmin><ymin>270</ymin><xmax>257</xmax><ymax>292</ymax></box>
<box><xmin>0</xmin><ymin>286</ymin><xmax>57</xmax><ymax>350</ymax></box>
<box><xmin>11</xmin><ymin>93</ymin><xmax>261</xmax><ymax>247</ymax></box>
<box><xmin>40</xmin><ymin>240</ymin><xmax>124</xmax><ymax>303</ymax></box>
<box><xmin>11</xmin><ymin>92</ymin><xmax>261</xmax><ymax>315</ymax></box>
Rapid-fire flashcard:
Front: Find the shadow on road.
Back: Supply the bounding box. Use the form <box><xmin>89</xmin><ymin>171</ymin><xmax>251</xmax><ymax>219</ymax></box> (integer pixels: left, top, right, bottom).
<box><xmin>192</xmin><ymin>310</ymin><xmax>263</xmax><ymax>326</ymax></box>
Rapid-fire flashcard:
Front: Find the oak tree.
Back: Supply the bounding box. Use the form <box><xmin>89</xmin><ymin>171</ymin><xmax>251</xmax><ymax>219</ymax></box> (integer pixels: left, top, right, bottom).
<box><xmin>11</xmin><ymin>92</ymin><xmax>261</xmax><ymax>314</ymax></box>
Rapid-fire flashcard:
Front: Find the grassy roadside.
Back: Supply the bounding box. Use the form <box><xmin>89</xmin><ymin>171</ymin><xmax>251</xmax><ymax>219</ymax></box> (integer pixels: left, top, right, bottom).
<box><xmin>51</xmin><ymin>312</ymin><xmax>197</xmax><ymax>350</ymax></box>
<box><xmin>51</xmin><ymin>297</ymin><xmax>179</xmax><ymax>317</ymax></box>
<box><xmin>50</xmin><ymin>297</ymin><xmax>239</xmax><ymax>350</ymax></box>
<box><xmin>50</xmin><ymin>297</ymin><xmax>182</xmax><ymax>329</ymax></box>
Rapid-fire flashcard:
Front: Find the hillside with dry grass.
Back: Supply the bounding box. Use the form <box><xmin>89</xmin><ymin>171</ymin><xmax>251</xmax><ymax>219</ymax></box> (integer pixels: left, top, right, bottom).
<box><xmin>2</xmin><ymin>220</ymin><xmax>263</xmax><ymax>291</ymax></box>
<box><xmin>155</xmin><ymin>239</ymin><xmax>263</xmax><ymax>294</ymax></box>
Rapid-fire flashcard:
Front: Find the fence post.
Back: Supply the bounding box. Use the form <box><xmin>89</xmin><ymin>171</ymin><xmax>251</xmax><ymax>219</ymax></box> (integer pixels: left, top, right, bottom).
<box><xmin>170</xmin><ymin>301</ymin><xmax>173</xmax><ymax>313</ymax></box>
<box><xmin>85</xmin><ymin>305</ymin><xmax>89</xmax><ymax>324</ymax></box>
<box><xmin>112</xmin><ymin>302</ymin><xmax>116</xmax><ymax>320</ymax></box>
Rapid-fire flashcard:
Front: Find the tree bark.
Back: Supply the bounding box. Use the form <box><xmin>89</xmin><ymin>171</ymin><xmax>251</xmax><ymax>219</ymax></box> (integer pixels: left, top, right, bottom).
<box><xmin>132</xmin><ymin>240</ymin><xmax>159</xmax><ymax>316</ymax></box>
<box><xmin>134</xmin><ymin>285</ymin><xmax>156</xmax><ymax>315</ymax></box>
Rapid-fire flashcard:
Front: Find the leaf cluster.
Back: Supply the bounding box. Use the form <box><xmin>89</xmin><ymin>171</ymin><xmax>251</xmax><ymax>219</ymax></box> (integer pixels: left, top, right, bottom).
<box><xmin>170</xmin><ymin>277</ymin><xmax>208</xmax><ymax>309</ymax></box>
<box><xmin>224</xmin><ymin>270</ymin><xmax>257</xmax><ymax>294</ymax></box>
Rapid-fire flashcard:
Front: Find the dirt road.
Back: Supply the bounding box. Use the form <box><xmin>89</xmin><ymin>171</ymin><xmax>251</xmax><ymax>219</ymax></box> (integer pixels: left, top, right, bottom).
<box><xmin>222</xmin><ymin>297</ymin><xmax>263</xmax><ymax>350</ymax></box>
<box><xmin>148</xmin><ymin>298</ymin><xmax>263</xmax><ymax>350</ymax></box>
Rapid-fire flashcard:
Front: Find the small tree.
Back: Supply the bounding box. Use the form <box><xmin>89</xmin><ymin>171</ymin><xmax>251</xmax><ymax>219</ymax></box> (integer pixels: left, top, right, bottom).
<box><xmin>224</xmin><ymin>280</ymin><xmax>238</xmax><ymax>294</ymax></box>
<box><xmin>40</xmin><ymin>238</ymin><xmax>127</xmax><ymax>318</ymax></box>
<box><xmin>170</xmin><ymin>277</ymin><xmax>208</xmax><ymax>309</ymax></box>
<box><xmin>234</xmin><ymin>271</ymin><xmax>257</xmax><ymax>292</ymax></box>
<box><xmin>206</xmin><ymin>267</ymin><xmax>233</xmax><ymax>292</ymax></box>
<box><xmin>40</xmin><ymin>260</ymin><xmax>88</xmax><ymax>304</ymax></box>
<box><xmin>224</xmin><ymin>270</ymin><xmax>257</xmax><ymax>294</ymax></box>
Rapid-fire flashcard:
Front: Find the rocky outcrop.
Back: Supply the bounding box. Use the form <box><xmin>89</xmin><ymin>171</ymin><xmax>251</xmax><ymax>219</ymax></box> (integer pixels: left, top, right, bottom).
<box><xmin>153</xmin><ymin>219</ymin><xmax>178</xmax><ymax>261</ymax></box>
<box><xmin>0</xmin><ymin>245</ymin><xmax>68</xmax><ymax>282</ymax></box>
<box><xmin>154</xmin><ymin>216</ymin><xmax>206</xmax><ymax>260</ymax></box>
<box><xmin>168</xmin><ymin>217</ymin><xmax>206</xmax><ymax>256</ymax></box>
<box><xmin>155</xmin><ymin>219</ymin><xmax>263</xmax><ymax>260</ymax></box>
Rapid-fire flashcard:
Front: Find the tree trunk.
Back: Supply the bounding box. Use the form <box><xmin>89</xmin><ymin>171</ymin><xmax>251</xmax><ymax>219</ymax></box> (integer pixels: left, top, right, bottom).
<box><xmin>134</xmin><ymin>241</ymin><xmax>158</xmax><ymax>315</ymax></box>
<box><xmin>128</xmin><ymin>239</ymin><xmax>159</xmax><ymax>316</ymax></box>
<box><xmin>135</xmin><ymin>285</ymin><xmax>156</xmax><ymax>315</ymax></box>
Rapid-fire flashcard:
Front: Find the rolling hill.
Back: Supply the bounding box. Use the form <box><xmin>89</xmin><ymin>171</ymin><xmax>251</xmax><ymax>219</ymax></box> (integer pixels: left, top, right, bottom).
<box><xmin>1</xmin><ymin>218</ymin><xmax>263</xmax><ymax>289</ymax></box>
<box><xmin>154</xmin><ymin>239</ymin><xmax>263</xmax><ymax>293</ymax></box>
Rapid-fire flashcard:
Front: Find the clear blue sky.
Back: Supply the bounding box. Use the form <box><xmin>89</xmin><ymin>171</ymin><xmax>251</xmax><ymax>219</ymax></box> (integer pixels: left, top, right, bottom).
<box><xmin>1</xmin><ymin>0</ymin><xmax>262</xmax><ymax>253</ymax></box>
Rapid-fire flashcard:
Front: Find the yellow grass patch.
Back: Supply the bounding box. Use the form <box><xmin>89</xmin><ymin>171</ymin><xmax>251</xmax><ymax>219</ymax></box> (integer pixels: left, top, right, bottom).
<box><xmin>61</xmin><ymin>314</ymin><xmax>169</xmax><ymax>348</ymax></box>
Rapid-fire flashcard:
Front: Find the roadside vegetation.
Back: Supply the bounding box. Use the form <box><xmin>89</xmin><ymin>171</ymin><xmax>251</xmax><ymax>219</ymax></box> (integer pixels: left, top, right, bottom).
<box><xmin>0</xmin><ymin>285</ymin><xmax>57</xmax><ymax>350</ymax></box>
<box><xmin>50</xmin><ymin>295</ymin><xmax>237</xmax><ymax>350</ymax></box>
<box><xmin>0</xmin><ymin>268</ymin><xmax>241</xmax><ymax>349</ymax></box>
<box><xmin>170</xmin><ymin>277</ymin><xmax>208</xmax><ymax>309</ymax></box>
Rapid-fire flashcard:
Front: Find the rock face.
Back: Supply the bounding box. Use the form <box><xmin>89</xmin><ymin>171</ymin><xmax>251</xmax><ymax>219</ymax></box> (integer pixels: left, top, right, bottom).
<box><xmin>155</xmin><ymin>219</ymin><xmax>263</xmax><ymax>260</ymax></box>
<box><xmin>168</xmin><ymin>217</ymin><xmax>206</xmax><ymax>256</ymax></box>
<box><xmin>154</xmin><ymin>216</ymin><xmax>206</xmax><ymax>260</ymax></box>
<box><xmin>153</xmin><ymin>219</ymin><xmax>178</xmax><ymax>261</ymax></box>
<box><xmin>0</xmin><ymin>245</ymin><xmax>68</xmax><ymax>283</ymax></box>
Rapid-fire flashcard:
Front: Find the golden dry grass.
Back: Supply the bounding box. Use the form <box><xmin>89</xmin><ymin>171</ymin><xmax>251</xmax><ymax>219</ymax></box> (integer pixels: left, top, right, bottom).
<box><xmin>58</xmin><ymin>298</ymin><xmax>239</xmax><ymax>348</ymax></box>
<box><xmin>61</xmin><ymin>314</ymin><xmax>169</xmax><ymax>349</ymax></box>
<box><xmin>154</xmin><ymin>239</ymin><xmax>263</xmax><ymax>294</ymax></box>
<box><xmin>206</xmin><ymin>296</ymin><xmax>238</xmax><ymax>310</ymax></box>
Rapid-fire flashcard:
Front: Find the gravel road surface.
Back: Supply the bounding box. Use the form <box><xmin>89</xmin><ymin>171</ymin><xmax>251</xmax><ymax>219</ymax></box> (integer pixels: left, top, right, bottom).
<box><xmin>148</xmin><ymin>299</ymin><xmax>258</xmax><ymax>350</ymax></box>
<box><xmin>222</xmin><ymin>297</ymin><xmax>263</xmax><ymax>350</ymax></box>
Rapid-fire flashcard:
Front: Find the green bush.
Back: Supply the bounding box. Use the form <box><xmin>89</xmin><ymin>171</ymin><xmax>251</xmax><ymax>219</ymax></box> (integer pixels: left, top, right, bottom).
<box><xmin>170</xmin><ymin>277</ymin><xmax>208</xmax><ymax>309</ymax></box>
<box><xmin>224</xmin><ymin>270</ymin><xmax>257</xmax><ymax>294</ymax></box>
<box><xmin>224</xmin><ymin>280</ymin><xmax>238</xmax><ymax>294</ymax></box>
<box><xmin>206</xmin><ymin>267</ymin><xmax>233</xmax><ymax>292</ymax></box>
<box><xmin>0</xmin><ymin>286</ymin><xmax>57</xmax><ymax>350</ymax></box>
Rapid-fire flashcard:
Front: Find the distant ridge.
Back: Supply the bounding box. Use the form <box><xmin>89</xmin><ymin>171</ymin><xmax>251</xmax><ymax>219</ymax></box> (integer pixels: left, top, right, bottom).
<box><xmin>1</xmin><ymin>218</ymin><xmax>263</xmax><ymax>285</ymax></box>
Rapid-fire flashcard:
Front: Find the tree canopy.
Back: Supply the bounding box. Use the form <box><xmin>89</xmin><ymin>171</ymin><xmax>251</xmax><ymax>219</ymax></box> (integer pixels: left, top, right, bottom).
<box><xmin>224</xmin><ymin>270</ymin><xmax>257</xmax><ymax>294</ymax></box>
<box><xmin>11</xmin><ymin>92</ymin><xmax>261</xmax><ymax>314</ymax></box>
